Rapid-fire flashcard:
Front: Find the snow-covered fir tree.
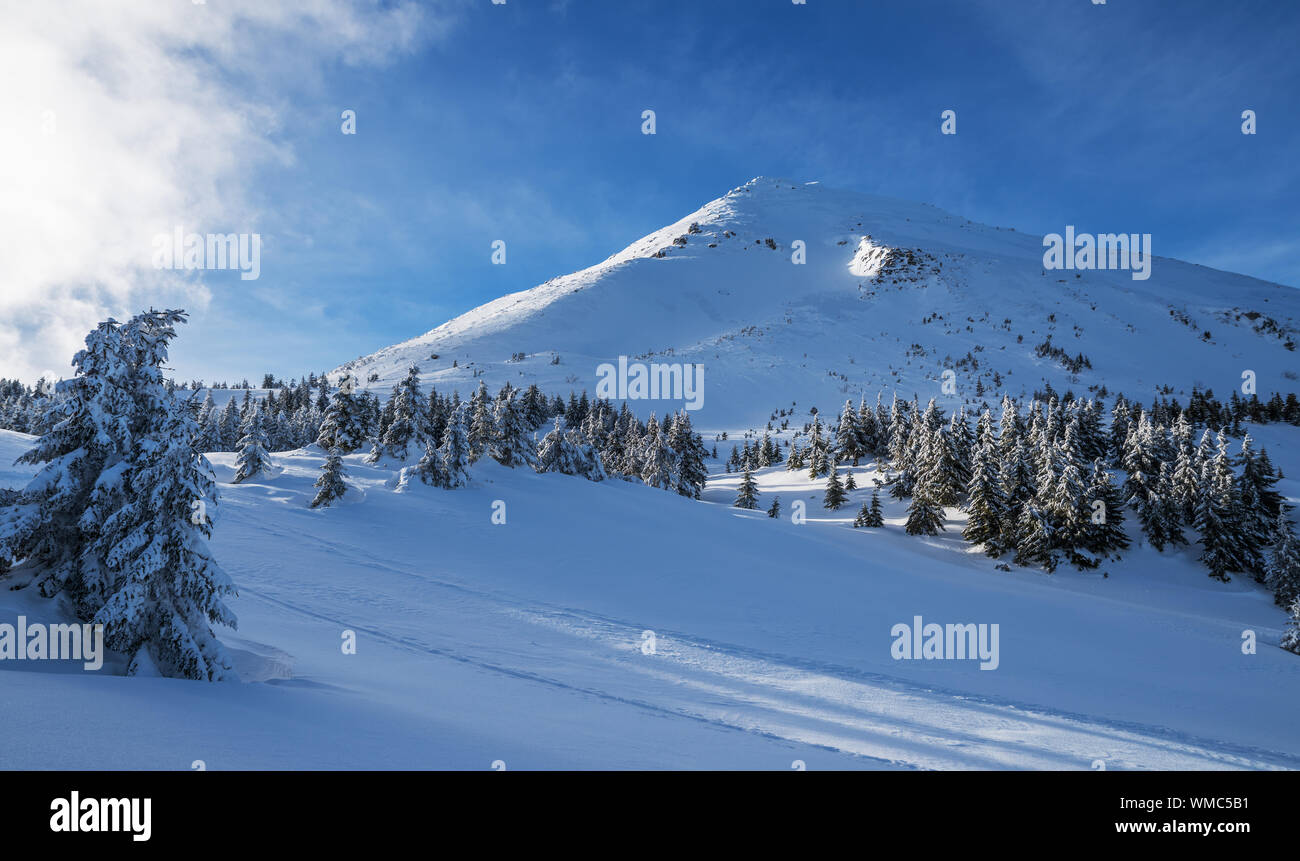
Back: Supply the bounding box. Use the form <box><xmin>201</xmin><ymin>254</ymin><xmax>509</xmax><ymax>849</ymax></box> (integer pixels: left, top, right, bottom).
<box><xmin>823</xmin><ymin>466</ymin><xmax>847</xmax><ymax>510</ymax></box>
<box><xmin>489</xmin><ymin>383</ymin><xmax>538</xmax><ymax>469</ymax></box>
<box><xmin>376</xmin><ymin>365</ymin><xmax>434</xmax><ymax>461</ymax></box>
<box><xmin>857</xmin><ymin>395</ymin><xmax>881</xmax><ymax>457</ymax></box>
<box><xmin>904</xmin><ymin>476</ymin><xmax>945</xmax><ymax>536</ymax></box>
<box><xmin>1235</xmin><ymin>433</ymin><xmax>1277</xmax><ymax>579</ymax></box>
<box><xmin>807</xmin><ymin>413</ymin><xmax>829</xmax><ymax>479</ymax></box>
<box><xmin>467</xmin><ymin>381</ymin><xmax>495</xmax><ymax>463</ymax></box>
<box><xmin>311</xmin><ymin>447</ymin><xmax>350</xmax><ymax>508</ymax></box>
<box><xmin>316</xmin><ymin>374</ymin><xmax>369</xmax><ymax>455</ymax></box>
<box><xmin>217</xmin><ymin>397</ymin><xmax>241</xmax><ymax>451</ymax></box>
<box><xmin>536</xmin><ymin>417</ymin><xmax>605</xmax><ymax>480</ymax></box>
<box><xmin>233</xmin><ymin>404</ymin><xmax>275</xmax><ymax>483</ymax></box>
<box><xmin>735</xmin><ymin>469</ymin><xmax>759</xmax><ymax>510</ymax></box>
<box><xmin>1013</xmin><ymin>504</ymin><xmax>1057</xmax><ymax>572</ymax></box>
<box><xmin>1281</xmin><ymin>598</ymin><xmax>1300</xmax><ymax>656</ymax></box>
<box><xmin>436</xmin><ymin>402</ymin><xmax>473</xmax><ymax>489</ymax></box>
<box><xmin>1133</xmin><ymin>461</ymin><xmax>1185</xmax><ymax>552</ymax></box>
<box><xmin>1195</xmin><ymin>432</ymin><xmax>1245</xmax><ymax>582</ymax></box>
<box><xmin>1084</xmin><ymin>459</ymin><xmax>1130</xmax><ymax>558</ymax></box>
<box><xmin>639</xmin><ymin>414</ymin><xmax>677</xmax><ymax>491</ymax></box>
<box><xmin>1266</xmin><ymin>513</ymin><xmax>1300</xmax><ymax>609</ymax></box>
<box><xmin>867</xmin><ymin>488</ymin><xmax>885</xmax><ymax>527</ymax></box>
<box><xmin>195</xmin><ymin>391</ymin><xmax>220</xmax><ymax>451</ymax></box>
<box><xmin>667</xmin><ymin>410</ymin><xmax>708</xmax><ymax>499</ymax></box>
<box><xmin>963</xmin><ymin>425</ymin><xmax>1008</xmax><ymax>554</ymax></box>
<box><xmin>0</xmin><ymin>310</ymin><xmax>236</xmax><ymax>680</ymax></box>
<box><xmin>834</xmin><ymin>400</ymin><xmax>864</xmax><ymax>466</ymax></box>
<box><xmin>854</xmin><ymin>490</ymin><xmax>885</xmax><ymax>528</ymax></box>
<box><xmin>786</xmin><ymin>440</ymin><xmax>805</xmax><ymax>471</ymax></box>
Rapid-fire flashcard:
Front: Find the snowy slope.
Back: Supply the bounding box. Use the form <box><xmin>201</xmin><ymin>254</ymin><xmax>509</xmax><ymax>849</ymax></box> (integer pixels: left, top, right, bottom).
<box><xmin>3</xmin><ymin>428</ymin><xmax>1298</xmax><ymax>770</ymax></box>
<box><xmin>337</xmin><ymin>177</ymin><xmax>1300</xmax><ymax>430</ymax></box>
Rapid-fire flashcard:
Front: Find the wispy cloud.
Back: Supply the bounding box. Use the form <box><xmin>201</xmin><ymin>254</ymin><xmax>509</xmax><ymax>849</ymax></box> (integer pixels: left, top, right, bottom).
<box><xmin>0</xmin><ymin>0</ymin><xmax>447</xmax><ymax>381</ymax></box>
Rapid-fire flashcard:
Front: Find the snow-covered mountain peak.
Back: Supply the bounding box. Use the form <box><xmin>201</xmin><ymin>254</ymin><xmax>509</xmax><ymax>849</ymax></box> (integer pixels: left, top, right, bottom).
<box><xmin>336</xmin><ymin>179</ymin><xmax>1300</xmax><ymax>430</ymax></box>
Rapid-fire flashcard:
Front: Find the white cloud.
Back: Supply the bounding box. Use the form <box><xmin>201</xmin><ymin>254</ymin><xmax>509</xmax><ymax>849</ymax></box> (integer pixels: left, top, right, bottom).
<box><xmin>0</xmin><ymin>0</ymin><xmax>441</xmax><ymax>382</ymax></box>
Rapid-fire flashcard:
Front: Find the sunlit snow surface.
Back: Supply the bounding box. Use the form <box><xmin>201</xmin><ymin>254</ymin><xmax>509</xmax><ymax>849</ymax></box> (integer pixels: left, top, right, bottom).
<box><xmin>1</xmin><ymin>427</ymin><xmax>1297</xmax><ymax>770</ymax></box>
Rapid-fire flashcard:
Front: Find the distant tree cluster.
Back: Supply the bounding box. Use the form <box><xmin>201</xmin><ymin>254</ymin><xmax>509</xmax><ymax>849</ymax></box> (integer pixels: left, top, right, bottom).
<box><xmin>309</xmin><ymin>367</ymin><xmax>710</xmax><ymax>506</ymax></box>
<box><xmin>732</xmin><ymin>390</ymin><xmax>1300</xmax><ymax>609</ymax></box>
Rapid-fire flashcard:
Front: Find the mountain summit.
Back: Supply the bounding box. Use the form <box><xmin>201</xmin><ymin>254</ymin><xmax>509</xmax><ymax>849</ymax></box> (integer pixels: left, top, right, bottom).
<box><xmin>336</xmin><ymin>177</ymin><xmax>1299</xmax><ymax>427</ymax></box>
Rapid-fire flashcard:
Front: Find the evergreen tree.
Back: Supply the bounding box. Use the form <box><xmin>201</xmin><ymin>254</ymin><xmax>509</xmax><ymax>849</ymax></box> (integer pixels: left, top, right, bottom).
<box><xmin>998</xmin><ymin>437</ymin><xmax>1035</xmax><ymax>548</ymax></box>
<box><xmin>316</xmin><ymin>375</ymin><xmax>368</xmax><ymax>455</ymax></box>
<box><xmin>824</xmin><ymin>467</ymin><xmax>847</xmax><ymax>510</ymax></box>
<box><xmin>536</xmin><ymin>418</ymin><xmax>577</xmax><ymax>475</ymax></box>
<box><xmin>1170</xmin><ymin>438</ymin><xmax>1200</xmax><ymax>523</ymax></box>
<box><xmin>853</xmin><ymin>502</ymin><xmax>871</xmax><ymax>528</ymax></box>
<box><xmin>870</xmin><ymin>488</ymin><xmax>886</xmax><ymax>526</ymax></box>
<box><xmin>217</xmin><ymin>397</ymin><xmax>241</xmax><ymax>451</ymax></box>
<box><xmin>195</xmin><ymin>391</ymin><xmax>219</xmax><ymax>451</ymax></box>
<box><xmin>1077</xmin><ymin>399</ymin><xmax>1108</xmax><ymax>463</ymax></box>
<box><xmin>855</xmin><ymin>490</ymin><xmax>885</xmax><ymax>528</ymax></box>
<box><xmin>834</xmin><ymin>400</ymin><xmax>864</xmax><ymax>465</ymax></box>
<box><xmin>1013</xmin><ymin>504</ymin><xmax>1057</xmax><ymax>572</ymax></box>
<box><xmin>668</xmin><ymin>410</ymin><xmax>708</xmax><ymax>499</ymax></box>
<box><xmin>786</xmin><ymin>441</ymin><xmax>805</xmax><ymax>471</ymax></box>
<box><xmin>904</xmin><ymin>482</ymin><xmax>945</xmax><ymax>535</ymax></box>
<box><xmin>489</xmin><ymin>383</ymin><xmax>538</xmax><ymax>469</ymax></box>
<box><xmin>767</xmin><ymin>497</ymin><xmax>781</xmax><ymax>519</ymax></box>
<box><xmin>1109</xmin><ymin>396</ymin><xmax>1132</xmax><ymax>465</ymax></box>
<box><xmin>467</xmin><ymin>381</ymin><xmax>495</xmax><ymax>463</ymax></box>
<box><xmin>376</xmin><ymin>366</ymin><xmax>433</xmax><ymax>461</ymax></box>
<box><xmin>947</xmin><ymin>408</ymin><xmax>974</xmax><ymax>486</ymax></box>
<box><xmin>924</xmin><ymin>426</ymin><xmax>965</xmax><ymax>506</ymax></box>
<box><xmin>233</xmin><ymin>405</ymin><xmax>275</xmax><ymax>483</ymax></box>
<box><xmin>807</xmin><ymin>414</ymin><xmax>829</xmax><ymax>479</ymax></box>
<box><xmin>99</xmin><ymin>396</ymin><xmax>236</xmax><ymax>679</ymax></box>
<box><xmin>888</xmin><ymin>394</ymin><xmax>913</xmax><ymax>470</ymax></box>
<box><xmin>436</xmin><ymin>403</ymin><xmax>472</xmax><ymax>488</ymax></box>
<box><xmin>1266</xmin><ymin>513</ymin><xmax>1300</xmax><ymax>609</ymax></box>
<box><xmin>963</xmin><ymin>434</ymin><xmax>1008</xmax><ymax>555</ymax></box>
<box><xmin>639</xmin><ymin>414</ymin><xmax>677</xmax><ymax>490</ymax></box>
<box><xmin>1121</xmin><ymin>411</ymin><xmax>1159</xmax><ymax>508</ymax></box>
<box><xmin>1236</xmin><ymin>433</ymin><xmax>1277</xmax><ymax>578</ymax></box>
<box><xmin>1084</xmin><ymin>459</ymin><xmax>1130</xmax><ymax>557</ymax></box>
<box><xmin>1281</xmin><ymin>598</ymin><xmax>1300</xmax><ymax>655</ymax></box>
<box><xmin>570</xmin><ymin>425</ymin><xmax>607</xmax><ymax>482</ymax></box>
<box><xmin>311</xmin><ymin>448</ymin><xmax>349</xmax><ymax>508</ymax></box>
<box><xmin>398</xmin><ymin>440</ymin><xmax>451</xmax><ymax>490</ymax></box>
<box><xmin>1195</xmin><ymin>433</ymin><xmax>1245</xmax><ymax>581</ymax></box>
<box><xmin>535</xmin><ymin>416</ymin><xmax>604</xmax><ymax>480</ymax></box>
<box><xmin>1133</xmin><ymin>462</ymin><xmax>1185</xmax><ymax>552</ymax></box>
<box><xmin>997</xmin><ymin>395</ymin><xmax>1023</xmax><ymax>463</ymax></box>
<box><xmin>0</xmin><ymin>310</ymin><xmax>236</xmax><ymax>679</ymax></box>
<box><xmin>735</xmin><ymin>469</ymin><xmax>760</xmax><ymax>510</ymax></box>
<box><xmin>858</xmin><ymin>396</ymin><xmax>882</xmax><ymax>458</ymax></box>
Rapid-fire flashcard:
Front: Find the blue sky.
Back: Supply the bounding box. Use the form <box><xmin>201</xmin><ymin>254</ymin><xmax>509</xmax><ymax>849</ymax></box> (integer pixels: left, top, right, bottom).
<box><xmin>9</xmin><ymin>0</ymin><xmax>1300</xmax><ymax>383</ymax></box>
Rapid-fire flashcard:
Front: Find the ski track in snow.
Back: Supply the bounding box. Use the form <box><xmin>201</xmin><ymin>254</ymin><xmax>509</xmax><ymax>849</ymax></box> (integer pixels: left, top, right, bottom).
<box><xmin>232</xmin><ymin>517</ymin><xmax>1297</xmax><ymax>771</ymax></box>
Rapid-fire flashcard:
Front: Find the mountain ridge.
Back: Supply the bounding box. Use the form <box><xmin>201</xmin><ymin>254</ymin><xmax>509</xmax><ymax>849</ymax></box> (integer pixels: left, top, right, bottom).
<box><xmin>335</xmin><ymin>177</ymin><xmax>1300</xmax><ymax>429</ymax></box>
